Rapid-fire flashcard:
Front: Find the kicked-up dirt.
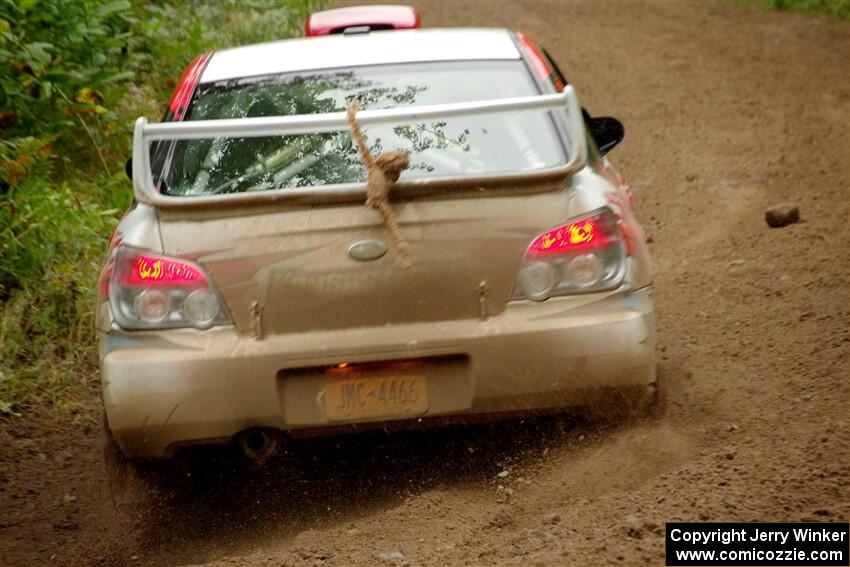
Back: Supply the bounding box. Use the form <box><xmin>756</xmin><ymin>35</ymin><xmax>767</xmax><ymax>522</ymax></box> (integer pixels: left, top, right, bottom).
<box><xmin>1</xmin><ymin>1</ymin><xmax>848</xmax><ymax>565</ymax></box>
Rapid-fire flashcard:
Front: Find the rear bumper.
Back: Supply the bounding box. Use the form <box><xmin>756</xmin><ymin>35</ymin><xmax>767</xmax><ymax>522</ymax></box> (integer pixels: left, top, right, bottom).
<box><xmin>100</xmin><ymin>287</ymin><xmax>656</xmax><ymax>458</ymax></box>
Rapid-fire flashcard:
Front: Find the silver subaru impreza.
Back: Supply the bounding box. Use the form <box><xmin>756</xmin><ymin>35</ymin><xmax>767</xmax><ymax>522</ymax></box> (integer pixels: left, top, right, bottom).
<box><xmin>98</xmin><ymin>5</ymin><xmax>658</xmax><ymax>469</ymax></box>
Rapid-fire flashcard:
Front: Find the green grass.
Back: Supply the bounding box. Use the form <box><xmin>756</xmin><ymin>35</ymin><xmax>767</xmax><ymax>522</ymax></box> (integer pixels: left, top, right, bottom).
<box><xmin>757</xmin><ymin>0</ymin><xmax>850</xmax><ymax>19</ymax></box>
<box><xmin>0</xmin><ymin>0</ymin><xmax>325</xmax><ymax>417</ymax></box>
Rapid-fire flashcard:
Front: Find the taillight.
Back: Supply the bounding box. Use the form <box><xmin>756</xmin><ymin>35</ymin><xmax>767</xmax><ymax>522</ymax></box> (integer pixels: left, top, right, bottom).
<box><xmin>108</xmin><ymin>246</ymin><xmax>229</xmax><ymax>330</ymax></box>
<box><xmin>167</xmin><ymin>52</ymin><xmax>212</xmax><ymax>121</ymax></box>
<box><xmin>121</xmin><ymin>254</ymin><xmax>205</xmax><ymax>287</ymax></box>
<box><xmin>516</xmin><ymin>31</ymin><xmax>565</xmax><ymax>92</ymax></box>
<box><xmin>97</xmin><ymin>230</ymin><xmax>123</xmax><ymax>303</ymax></box>
<box><xmin>513</xmin><ymin>208</ymin><xmax>627</xmax><ymax>301</ymax></box>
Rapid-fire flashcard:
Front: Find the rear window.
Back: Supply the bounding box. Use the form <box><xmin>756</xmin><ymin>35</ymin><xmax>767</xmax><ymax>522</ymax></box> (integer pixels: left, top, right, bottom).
<box><xmin>154</xmin><ymin>60</ymin><xmax>568</xmax><ymax>196</ymax></box>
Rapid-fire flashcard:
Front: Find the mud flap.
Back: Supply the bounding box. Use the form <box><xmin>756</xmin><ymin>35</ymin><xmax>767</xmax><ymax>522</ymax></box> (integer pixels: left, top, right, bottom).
<box><xmin>102</xmin><ymin>412</ymin><xmax>193</xmax><ymax>512</ymax></box>
<box><xmin>581</xmin><ymin>364</ymin><xmax>665</xmax><ymax>423</ymax></box>
<box><xmin>102</xmin><ymin>412</ymin><xmax>148</xmax><ymax>512</ymax></box>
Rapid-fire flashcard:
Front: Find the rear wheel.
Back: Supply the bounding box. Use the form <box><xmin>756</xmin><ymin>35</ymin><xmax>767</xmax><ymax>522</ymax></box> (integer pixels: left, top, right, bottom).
<box><xmin>649</xmin><ymin>366</ymin><xmax>668</xmax><ymax>418</ymax></box>
<box><xmin>582</xmin><ymin>365</ymin><xmax>666</xmax><ymax>423</ymax></box>
<box><xmin>102</xmin><ymin>413</ymin><xmax>192</xmax><ymax>512</ymax></box>
<box><xmin>102</xmin><ymin>414</ymin><xmax>147</xmax><ymax>512</ymax></box>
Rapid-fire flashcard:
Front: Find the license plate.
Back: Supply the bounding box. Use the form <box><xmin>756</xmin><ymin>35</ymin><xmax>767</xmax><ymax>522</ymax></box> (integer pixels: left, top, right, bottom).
<box><xmin>325</xmin><ymin>376</ymin><xmax>428</xmax><ymax>421</ymax></box>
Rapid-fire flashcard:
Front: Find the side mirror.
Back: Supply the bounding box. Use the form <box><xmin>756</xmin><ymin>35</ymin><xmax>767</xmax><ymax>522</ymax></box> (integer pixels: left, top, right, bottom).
<box><xmin>125</xmin><ymin>157</ymin><xmax>132</xmax><ymax>180</ymax></box>
<box><xmin>588</xmin><ymin>117</ymin><xmax>624</xmax><ymax>155</ymax></box>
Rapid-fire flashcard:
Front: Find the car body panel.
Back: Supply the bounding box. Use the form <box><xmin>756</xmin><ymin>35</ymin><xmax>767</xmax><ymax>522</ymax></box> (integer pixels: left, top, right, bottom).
<box><xmin>101</xmin><ymin>286</ymin><xmax>655</xmax><ymax>457</ymax></box>
<box><xmin>200</xmin><ymin>29</ymin><xmax>520</xmax><ymax>84</ymax></box>
<box><xmin>155</xmin><ymin>174</ymin><xmax>571</xmax><ymax>335</ymax></box>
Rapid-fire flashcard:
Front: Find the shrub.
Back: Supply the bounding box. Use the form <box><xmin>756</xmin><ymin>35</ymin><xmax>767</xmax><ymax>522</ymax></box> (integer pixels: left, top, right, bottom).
<box><xmin>758</xmin><ymin>0</ymin><xmax>850</xmax><ymax>19</ymax></box>
<box><xmin>0</xmin><ymin>0</ymin><xmax>323</xmax><ymax>415</ymax></box>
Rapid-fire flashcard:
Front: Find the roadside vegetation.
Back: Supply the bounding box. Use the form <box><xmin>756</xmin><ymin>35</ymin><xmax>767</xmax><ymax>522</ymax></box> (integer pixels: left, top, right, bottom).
<box><xmin>757</xmin><ymin>0</ymin><xmax>850</xmax><ymax>19</ymax></box>
<box><xmin>0</xmin><ymin>0</ymin><xmax>322</xmax><ymax>417</ymax></box>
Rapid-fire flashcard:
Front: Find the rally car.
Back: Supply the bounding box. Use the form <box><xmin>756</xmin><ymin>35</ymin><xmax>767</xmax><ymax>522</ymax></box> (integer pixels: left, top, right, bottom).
<box><xmin>99</xmin><ymin>5</ymin><xmax>659</xmax><ymax>470</ymax></box>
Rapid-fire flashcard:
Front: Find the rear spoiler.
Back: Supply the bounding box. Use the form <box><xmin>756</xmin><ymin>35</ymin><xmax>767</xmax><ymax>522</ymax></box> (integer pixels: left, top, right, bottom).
<box><xmin>132</xmin><ymin>86</ymin><xmax>587</xmax><ymax>210</ymax></box>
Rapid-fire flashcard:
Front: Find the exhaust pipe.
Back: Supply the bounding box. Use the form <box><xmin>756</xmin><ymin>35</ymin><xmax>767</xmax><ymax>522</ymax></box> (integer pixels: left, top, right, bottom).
<box><xmin>237</xmin><ymin>429</ymin><xmax>279</xmax><ymax>463</ymax></box>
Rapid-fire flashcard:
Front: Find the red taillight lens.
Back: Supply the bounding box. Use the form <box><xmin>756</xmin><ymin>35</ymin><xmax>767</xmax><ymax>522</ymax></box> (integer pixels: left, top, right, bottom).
<box><xmin>122</xmin><ymin>254</ymin><xmax>206</xmax><ymax>287</ymax></box>
<box><xmin>527</xmin><ymin>214</ymin><xmax>620</xmax><ymax>256</ymax></box>
<box><xmin>108</xmin><ymin>247</ymin><xmax>228</xmax><ymax>330</ymax></box>
<box><xmin>514</xmin><ymin>208</ymin><xmax>626</xmax><ymax>301</ymax></box>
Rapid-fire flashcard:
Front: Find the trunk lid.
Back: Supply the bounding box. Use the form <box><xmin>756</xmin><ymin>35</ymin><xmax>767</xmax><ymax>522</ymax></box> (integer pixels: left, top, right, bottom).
<box><xmin>157</xmin><ymin>178</ymin><xmax>570</xmax><ymax>335</ymax></box>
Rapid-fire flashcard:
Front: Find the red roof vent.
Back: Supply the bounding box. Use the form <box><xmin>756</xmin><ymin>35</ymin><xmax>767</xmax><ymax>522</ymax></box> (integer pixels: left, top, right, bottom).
<box><xmin>305</xmin><ymin>5</ymin><xmax>421</xmax><ymax>37</ymax></box>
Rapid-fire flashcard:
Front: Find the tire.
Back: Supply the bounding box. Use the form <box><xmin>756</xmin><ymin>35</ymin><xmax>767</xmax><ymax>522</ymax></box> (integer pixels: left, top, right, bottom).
<box><xmin>582</xmin><ymin>365</ymin><xmax>666</xmax><ymax>423</ymax></box>
<box><xmin>648</xmin><ymin>364</ymin><xmax>668</xmax><ymax>419</ymax></box>
<box><xmin>102</xmin><ymin>413</ymin><xmax>192</xmax><ymax>512</ymax></box>
<box><xmin>102</xmin><ymin>412</ymin><xmax>148</xmax><ymax>512</ymax></box>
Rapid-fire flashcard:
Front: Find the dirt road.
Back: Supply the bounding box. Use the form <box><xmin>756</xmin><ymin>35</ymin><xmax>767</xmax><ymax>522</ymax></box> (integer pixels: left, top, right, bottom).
<box><xmin>1</xmin><ymin>1</ymin><xmax>848</xmax><ymax>565</ymax></box>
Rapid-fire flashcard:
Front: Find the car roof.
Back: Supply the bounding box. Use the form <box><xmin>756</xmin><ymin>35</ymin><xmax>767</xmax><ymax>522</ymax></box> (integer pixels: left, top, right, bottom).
<box><xmin>200</xmin><ymin>28</ymin><xmax>521</xmax><ymax>84</ymax></box>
